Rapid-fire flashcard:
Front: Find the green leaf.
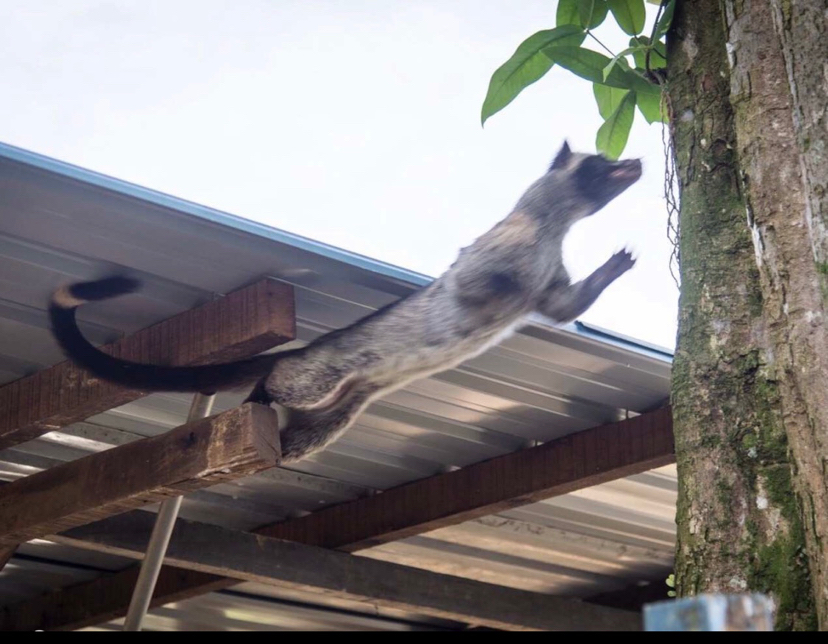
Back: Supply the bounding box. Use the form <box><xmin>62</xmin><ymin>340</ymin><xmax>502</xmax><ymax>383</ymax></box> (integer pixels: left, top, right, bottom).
<box><xmin>596</xmin><ymin>90</ymin><xmax>635</xmax><ymax>159</ymax></box>
<box><xmin>630</xmin><ymin>36</ymin><xmax>666</xmax><ymax>70</ymax></box>
<box><xmin>649</xmin><ymin>41</ymin><xmax>667</xmax><ymax>69</ymax></box>
<box><xmin>593</xmin><ymin>84</ymin><xmax>630</xmax><ymax>120</ymax></box>
<box><xmin>578</xmin><ymin>0</ymin><xmax>609</xmax><ymax>29</ymax></box>
<box><xmin>655</xmin><ymin>0</ymin><xmax>675</xmax><ymax>37</ymax></box>
<box><xmin>624</xmin><ymin>64</ymin><xmax>663</xmax><ymax>95</ymax></box>
<box><xmin>608</xmin><ymin>0</ymin><xmax>646</xmax><ymax>35</ymax></box>
<box><xmin>481</xmin><ymin>25</ymin><xmax>585</xmax><ymax>125</ymax></box>
<box><xmin>556</xmin><ymin>0</ymin><xmax>580</xmax><ymax>26</ymax></box>
<box><xmin>636</xmin><ymin>85</ymin><xmax>666</xmax><ymax>123</ymax></box>
<box><xmin>602</xmin><ymin>46</ymin><xmax>637</xmax><ymax>81</ymax></box>
<box><xmin>543</xmin><ymin>45</ymin><xmax>635</xmax><ymax>90</ymax></box>
<box><xmin>631</xmin><ymin>36</ymin><xmax>646</xmax><ymax>68</ymax></box>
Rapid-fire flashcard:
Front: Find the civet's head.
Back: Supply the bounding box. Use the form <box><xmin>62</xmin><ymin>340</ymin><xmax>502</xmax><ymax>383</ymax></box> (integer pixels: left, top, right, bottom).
<box><xmin>516</xmin><ymin>141</ymin><xmax>642</xmax><ymax>223</ymax></box>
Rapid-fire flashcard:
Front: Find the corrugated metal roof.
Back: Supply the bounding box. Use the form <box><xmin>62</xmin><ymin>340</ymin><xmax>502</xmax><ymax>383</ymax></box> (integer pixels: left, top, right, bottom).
<box><xmin>0</xmin><ymin>142</ymin><xmax>675</xmax><ymax>630</ymax></box>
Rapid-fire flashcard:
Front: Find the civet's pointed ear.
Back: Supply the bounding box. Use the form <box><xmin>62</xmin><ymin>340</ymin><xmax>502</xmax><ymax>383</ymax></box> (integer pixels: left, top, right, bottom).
<box><xmin>549</xmin><ymin>141</ymin><xmax>572</xmax><ymax>171</ymax></box>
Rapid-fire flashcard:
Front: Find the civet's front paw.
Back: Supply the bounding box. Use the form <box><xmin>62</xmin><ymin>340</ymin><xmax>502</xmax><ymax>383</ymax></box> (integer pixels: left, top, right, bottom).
<box><xmin>599</xmin><ymin>249</ymin><xmax>637</xmax><ymax>283</ymax></box>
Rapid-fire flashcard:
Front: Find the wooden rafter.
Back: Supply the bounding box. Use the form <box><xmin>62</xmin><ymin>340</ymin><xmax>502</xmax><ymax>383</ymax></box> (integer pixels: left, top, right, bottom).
<box><xmin>0</xmin><ymin>403</ymin><xmax>280</xmax><ymax>546</ymax></box>
<box><xmin>39</xmin><ymin>511</ymin><xmax>641</xmax><ymax>631</ymax></box>
<box><xmin>0</xmin><ymin>278</ymin><xmax>294</xmax><ymax>450</ymax></box>
<box><xmin>262</xmin><ymin>406</ymin><xmax>674</xmax><ymax>550</ymax></box>
<box><xmin>0</xmin><ymin>546</ymin><xmax>14</xmax><ymax>573</ymax></box>
<box><xmin>0</xmin><ymin>406</ymin><xmax>673</xmax><ymax>630</ymax></box>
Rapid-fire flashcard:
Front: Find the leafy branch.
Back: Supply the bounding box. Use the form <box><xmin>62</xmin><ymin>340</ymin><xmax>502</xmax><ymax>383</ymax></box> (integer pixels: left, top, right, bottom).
<box><xmin>481</xmin><ymin>0</ymin><xmax>674</xmax><ymax>159</ymax></box>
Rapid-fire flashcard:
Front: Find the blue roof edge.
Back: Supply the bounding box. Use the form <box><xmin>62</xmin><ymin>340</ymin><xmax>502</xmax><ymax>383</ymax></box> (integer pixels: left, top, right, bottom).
<box><xmin>572</xmin><ymin>321</ymin><xmax>674</xmax><ymax>362</ymax></box>
<box><xmin>0</xmin><ymin>141</ymin><xmax>674</xmax><ymax>363</ymax></box>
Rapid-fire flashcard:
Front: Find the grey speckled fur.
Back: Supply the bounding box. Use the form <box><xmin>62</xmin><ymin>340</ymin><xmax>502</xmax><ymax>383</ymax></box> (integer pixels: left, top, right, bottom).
<box><xmin>49</xmin><ymin>143</ymin><xmax>641</xmax><ymax>463</ymax></box>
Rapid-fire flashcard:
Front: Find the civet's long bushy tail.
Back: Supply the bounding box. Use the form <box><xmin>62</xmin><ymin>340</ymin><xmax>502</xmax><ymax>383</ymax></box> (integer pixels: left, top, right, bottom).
<box><xmin>49</xmin><ymin>276</ymin><xmax>285</xmax><ymax>394</ymax></box>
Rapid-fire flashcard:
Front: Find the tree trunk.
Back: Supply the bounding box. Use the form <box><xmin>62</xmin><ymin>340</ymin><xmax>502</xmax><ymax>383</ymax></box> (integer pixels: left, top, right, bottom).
<box><xmin>723</xmin><ymin>0</ymin><xmax>828</xmax><ymax>626</ymax></box>
<box><xmin>667</xmin><ymin>0</ymin><xmax>816</xmax><ymax>630</ymax></box>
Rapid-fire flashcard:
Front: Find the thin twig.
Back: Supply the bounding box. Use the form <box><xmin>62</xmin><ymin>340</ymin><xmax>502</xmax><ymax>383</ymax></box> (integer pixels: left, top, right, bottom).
<box><xmin>587</xmin><ymin>31</ymin><xmax>616</xmax><ymax>57</ymax></box>
<box><xmin>645</xmin><ymin>0</ymin><xmax>669</xmax><ymax>75</ymax></box>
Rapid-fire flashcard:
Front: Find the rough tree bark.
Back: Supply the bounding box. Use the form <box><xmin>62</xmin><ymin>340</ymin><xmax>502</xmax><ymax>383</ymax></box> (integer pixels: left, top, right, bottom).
<box><xmin>724</xmin><ymin>0</ymin><xmax>828</xmax><ymax>626</ymax></box>
<box><xmin>667</xmin><ymin>0</ymin><xmax>817</xmax><ymax>630</ymax></box>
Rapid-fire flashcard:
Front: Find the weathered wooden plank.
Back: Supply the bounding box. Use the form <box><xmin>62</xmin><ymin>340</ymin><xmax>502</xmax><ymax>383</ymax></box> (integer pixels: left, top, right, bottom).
<box><xmin>0</xmin><ymin>403</ymin><xmax>280</xmax><ymax>545</ymax></box>
<box><xmin>0</xmin><ymin>407</ymin><xmax>673</xmax><ymax>630</ymax></box>
<box><xmin>0</xmin><ymin>565</ymin><xmax>228</xmax><ymax>632</ymax></box>
<box><xmin>0</xmin><ymin>545</ymin><xmax>15</xmax><ymax>572</ymax></box>
<box><xmin>49</xmin><ymin>512</ymin><xmax>640</xmax><ymax>631</ymax></box>
<box><xmin>261</xmin><ymin>406</ymin><xmax>674</xmax><ymax>550</ymax></box>
<box><xmin>0</xmin><ymin>279</ymin><xmax>295</xmax><ymax>449</ymax></box>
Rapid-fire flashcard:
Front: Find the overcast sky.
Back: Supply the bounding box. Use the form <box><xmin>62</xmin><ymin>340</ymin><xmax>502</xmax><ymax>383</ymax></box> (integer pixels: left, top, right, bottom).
<box><xmin>0</xmin><ymin>1</ymin><xmax>678</xmax><ymax>349</ymax></box>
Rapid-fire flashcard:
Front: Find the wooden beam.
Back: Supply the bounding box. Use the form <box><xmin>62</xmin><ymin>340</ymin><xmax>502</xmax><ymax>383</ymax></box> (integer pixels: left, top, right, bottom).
<box><xmin>0</xmin><ymin>566</ymin><xmax>228</xmax><ymax>632</ymax></box>
<box><xmin>0</xmin><ymin>545</ymin><xmax>15</xmax><ymax>572</ymax></box>
<box><xmin>46</xmin><ymin>512</ymin><xmax>640</xmax><ymax>631</ymax></box>
<box><xmin>584</xmin><ymin>577</ymin><xmax>672</xmax><ymax>613</ymax></box>
<box><xmin>0</xmin><ymin>278</ymin><xmax>294</xmax><ymax>449</ymax></box>
<box><xmin>0</xmin><ymin>407</ymin><xmax>673</xmax><ymax>630</ymax></box>
<box><xmin>0</xmin><ymin>403</ymin><xmax>279</xmax><ymax>546</ymax></box>
<box><xmin>261</xmin><ymin>406</ymin><xmax>674</xmax><ymax>550</ymax></box>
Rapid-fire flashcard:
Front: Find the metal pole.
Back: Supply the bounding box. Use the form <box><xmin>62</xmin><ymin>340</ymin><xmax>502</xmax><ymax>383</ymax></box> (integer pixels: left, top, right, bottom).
<box><xmin>122</xmin><ymin>393</ymin><xmax>215</xmax><ymax>631</ymax></box>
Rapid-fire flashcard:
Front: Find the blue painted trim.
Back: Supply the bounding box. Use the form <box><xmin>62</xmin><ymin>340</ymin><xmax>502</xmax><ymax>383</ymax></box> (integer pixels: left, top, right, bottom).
<box><xmin>574</xmin><ymin>321</ymin><xmax>674</xmax><ymax>361</ymax></box>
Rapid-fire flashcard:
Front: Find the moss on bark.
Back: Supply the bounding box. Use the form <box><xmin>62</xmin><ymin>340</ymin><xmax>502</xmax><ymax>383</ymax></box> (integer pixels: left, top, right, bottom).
<box><xmin>667</xmin><ymin>0</ymin><xmax>816</xmax><ymax>629</ymax></box>
<box><xmin>725</xmin><ymin>0</ymin><xmax>828</xmax><ymax>626</ymax></box>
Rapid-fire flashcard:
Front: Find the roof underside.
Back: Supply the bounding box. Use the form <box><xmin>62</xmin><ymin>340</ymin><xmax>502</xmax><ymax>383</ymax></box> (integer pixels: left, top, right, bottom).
<box><xmin>0</xmin><ymin>143</ymin><xmax>675</xmax><ymax>630</ymax></box>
